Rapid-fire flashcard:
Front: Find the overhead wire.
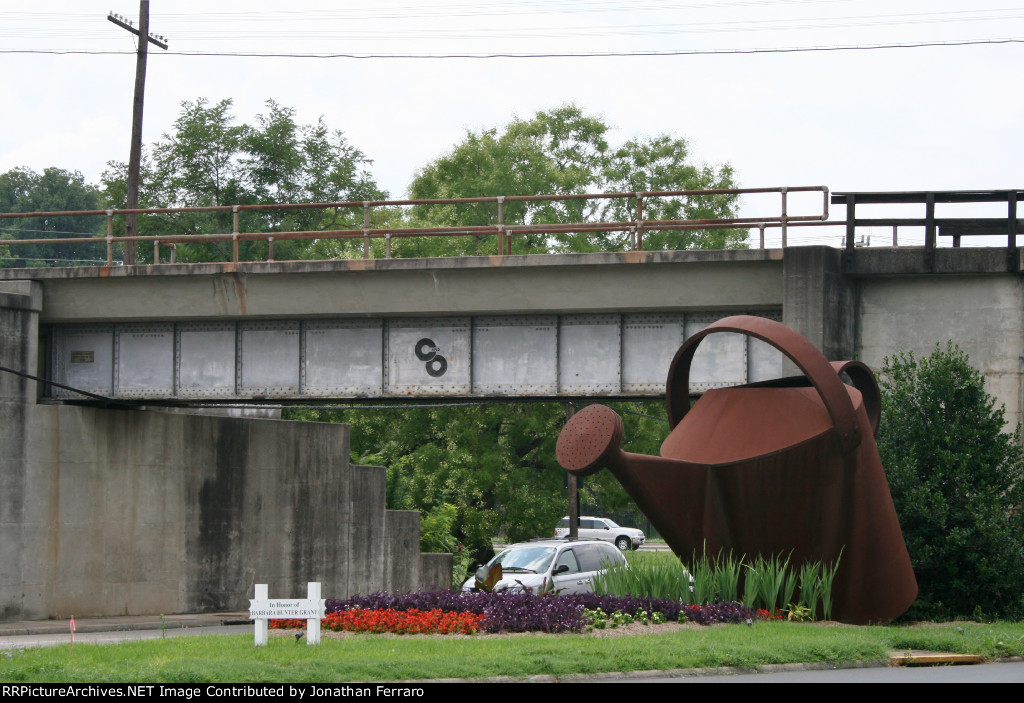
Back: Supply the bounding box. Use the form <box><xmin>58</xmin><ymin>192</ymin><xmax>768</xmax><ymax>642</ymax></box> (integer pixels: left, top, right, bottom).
<box><xmin>0</xmin><ymin>37</ymin><xmax>1021</xmax><ymax>59</ymax></box>
<box><xmin>1</xmin><ymin>3</ymin><xmax>1023</xmax><ymax>56</ymax></box>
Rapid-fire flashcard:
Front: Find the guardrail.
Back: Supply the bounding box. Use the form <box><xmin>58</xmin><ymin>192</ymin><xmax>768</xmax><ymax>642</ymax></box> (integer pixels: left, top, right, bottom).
<box><xmin>0</xmin><ymin>186</ymin><xmax>828</xmax><ymax>266</ymax></box>
<box><xmin>3</xmin><ymin>187</ymin><xmax>1021</xmax><ymax>267</ymax></box>
<box><xmin>834</xmin><ymin>190</ymin><xmax>1022</xmax><ymax>250</ymax></box>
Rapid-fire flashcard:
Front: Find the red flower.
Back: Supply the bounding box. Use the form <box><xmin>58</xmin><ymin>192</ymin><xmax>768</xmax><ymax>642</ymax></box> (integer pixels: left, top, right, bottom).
<box><xmin>270</xmin><ymin>608</ymin><xmax>484</xmax><ymax>635</ymax></box>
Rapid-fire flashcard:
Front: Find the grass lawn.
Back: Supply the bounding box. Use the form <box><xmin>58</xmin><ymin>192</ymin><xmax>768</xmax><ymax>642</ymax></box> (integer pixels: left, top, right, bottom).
<box><xmin>2</xmin><ymin>621</ymin><xmax>1023</xmax><ymax>683</ymax></box>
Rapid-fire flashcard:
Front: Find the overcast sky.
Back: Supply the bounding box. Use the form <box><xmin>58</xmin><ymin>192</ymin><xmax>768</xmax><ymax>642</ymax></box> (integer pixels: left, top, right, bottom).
<box><xmin>2</xmin><ymin>1</ymin><xmax>1021</xmax><ymax>247</ymax></box>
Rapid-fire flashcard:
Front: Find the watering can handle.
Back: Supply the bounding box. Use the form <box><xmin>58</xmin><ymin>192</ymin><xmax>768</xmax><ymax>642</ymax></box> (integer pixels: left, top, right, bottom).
<box><xmin>666</xmin><ymin>316</ymin><xmax>864</xmax><ymax>455</ymax></box>
<box><xmin>830</xmin><ymin>359</ymin><xmax>881</xmax><ymax>436</ymax></box>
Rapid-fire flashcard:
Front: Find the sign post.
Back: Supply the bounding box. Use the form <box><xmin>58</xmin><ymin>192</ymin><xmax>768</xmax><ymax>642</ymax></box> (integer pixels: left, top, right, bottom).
<box><xmin>248</xmin><ymin>582</ymin><xmax>326</xmax><ymax>646</ymax></box>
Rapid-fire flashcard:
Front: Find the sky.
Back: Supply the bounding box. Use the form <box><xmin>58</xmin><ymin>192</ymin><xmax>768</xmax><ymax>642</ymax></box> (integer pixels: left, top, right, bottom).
<box><xmin>1</xmin><ymin>0</ymin><xmax>1021</xmax><ymax>248</ymax></box>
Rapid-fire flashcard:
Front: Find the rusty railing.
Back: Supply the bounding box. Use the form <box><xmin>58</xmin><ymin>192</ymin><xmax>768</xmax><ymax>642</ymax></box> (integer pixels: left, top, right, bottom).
<box><xmin>0</xmin><ymin>186</ymin><xmax>828</xmax><ymax>266</ymax></box>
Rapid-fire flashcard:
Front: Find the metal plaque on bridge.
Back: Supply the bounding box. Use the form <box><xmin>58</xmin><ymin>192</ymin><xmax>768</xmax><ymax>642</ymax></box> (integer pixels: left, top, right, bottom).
<box><xmin>176</xmin><ymin>322</ymin><xmax>237</xmax><ymax>397</ymax></box>
<box><xmin>239</xmin><ymin>321</ymin><xmax>300</xmax><ymax>396</ymax></box>
<box><xmin>115</xmin><ymin>323</ymin><xmax>174</xmax><ymax>398</ymax></box>
<box><xmin>303</xmin><ymin>320</ymin><xmax>384</xmax><ymax>396</ymax></box>
<box><xmin>473</xmin><ymin>316</ymin><xmax>557</xmax><ymax>395</ymax></box>
<box><xmin>558</xmin><ymin>314</ymin><xmax>621</xmax><ymax>394</ymax></box>
<box><xmin>385</xmin><ymin>318</ymin><xmax>471</xmax><ymax>395</ymax></box>
<box><xmin>57</xmin><ymin>325</ymin><xmax>114</xmax><ymax>397</ymax></box>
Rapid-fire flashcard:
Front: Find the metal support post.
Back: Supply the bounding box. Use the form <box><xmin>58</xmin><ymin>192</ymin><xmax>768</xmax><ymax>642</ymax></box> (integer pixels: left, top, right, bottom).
<box><xmin>497</xmin><ymin>196</ymin><xmax>505</xmax><ymax>256</ymax></box>
<box><xmin>635</xmin><ymin>195</ymin><xmax>644</xmax><ymax>250</ymax></box>
<box><xmin>232</xmin><ymin>205</ymin><xmax>240</xmax><ymax>263</ymax></box>
<box><xmin>363</xmin><ymin>202</ymin><xmax>371</xmax><ymax>259</ymax></box>
<box><xmin>780</xmin><ymin>187</ymin><xmax>788</xmax><ymax>248</ymax></box>
<box><xmin>105</xmin><ymin>210</ymin><xmax>114</xmax><ymax>266</ymax></box>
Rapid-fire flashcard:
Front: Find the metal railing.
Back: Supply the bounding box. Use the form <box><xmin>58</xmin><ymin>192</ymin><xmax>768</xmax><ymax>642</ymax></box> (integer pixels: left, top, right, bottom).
<box><xmin>0</xmin><ymin>186</ymin><xmax>828</xmax><ymax>266</ymax></box>
<box><xmin>833</xmin><ymin>190</ymin><xmax>1022</xmax><ymax>251</ymax></box>
<box><xmin>4</xmin><ymin>187</ymin><xmax>1021</xmax><ymax>268</ymax></box>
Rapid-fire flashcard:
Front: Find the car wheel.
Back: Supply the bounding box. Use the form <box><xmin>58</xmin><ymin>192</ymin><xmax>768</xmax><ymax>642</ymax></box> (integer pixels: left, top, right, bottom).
<box><xmin>615</xmin><ymin>536</ymin><xmax>631</xmax><ymax>551</ymax></box>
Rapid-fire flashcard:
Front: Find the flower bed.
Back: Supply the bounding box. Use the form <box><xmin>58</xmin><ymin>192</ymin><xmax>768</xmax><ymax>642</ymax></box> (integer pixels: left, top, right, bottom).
<box><xmin>269</xmin><ymin>608</ymin><xmax>484</xmax><ymax>635</ymax></box>
<box><xmin>270</xmin><ymin>591</ymin><xmax>774</xmax><ymax>635</ymax></box>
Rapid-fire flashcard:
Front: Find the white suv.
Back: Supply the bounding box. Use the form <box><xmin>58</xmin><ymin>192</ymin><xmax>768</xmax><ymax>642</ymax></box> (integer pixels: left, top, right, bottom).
<box><xmin>554</xmin><ymin>516</ymin><xmax>645</xmax><ymax>551</ymax></box>
<box><xmin>461</xmin><ymin>538</ymin><xmax>627</xmax><ymax>595</ymax></box>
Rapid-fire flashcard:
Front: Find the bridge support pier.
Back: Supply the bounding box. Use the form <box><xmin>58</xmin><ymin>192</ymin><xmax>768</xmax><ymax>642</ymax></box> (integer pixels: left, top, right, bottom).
<box><xmin>782</xmin><ymin>246</ymin><xmax>856</xmax><ymax>361</ymax></box>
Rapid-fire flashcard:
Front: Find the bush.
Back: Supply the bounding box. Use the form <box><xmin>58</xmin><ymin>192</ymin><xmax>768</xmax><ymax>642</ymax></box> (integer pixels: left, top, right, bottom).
<box><xmin>417</xmin><ymin>502</ymin><xmax>475</xmax><ymax>588</ymax></box>
<box><xmin>877</xmin><ymin>342</ymin><xmax>1024</xmax><ymax>619</ymax></box>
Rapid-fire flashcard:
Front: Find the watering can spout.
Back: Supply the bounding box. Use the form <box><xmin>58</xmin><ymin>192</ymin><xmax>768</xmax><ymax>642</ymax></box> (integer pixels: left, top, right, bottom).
<box><xmin>557</xmin><ymin>404</ymin><xmax>708</xmax><ymax>551</ymax></box>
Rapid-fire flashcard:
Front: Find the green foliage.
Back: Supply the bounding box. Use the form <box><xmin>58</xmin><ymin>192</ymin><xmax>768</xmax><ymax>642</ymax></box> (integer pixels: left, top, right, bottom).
<box><xmin>877</xmin><ymin>342</ymin><xmax>1024</xmax><ymax>620</ymax></box>
<box><xmin>584</xmin><ymin>608</ymin><xmax>662</xmax><ymax>629</ymax></box>
<box><xmin>100</xmin><ymin>98</ymin><xmax>385</xmax><ymax>263</ymax></box>
<box><xmin>417</xmin><ymin>502</ymin><xmax>475</xmax><ymax>588</ymax></box>
<box><xmin>592</xmin><ymin>550</ymin><xmax>841</xmax><ymax>618</ymax></box>
<box><xmin>0</xmin><ymin>166</ymin><xmax>105</xmax><ymax>267</ymax></box>
<box><xmin>592</xmin><ymin>551</ymin><xmax>694</xmax><ymax>602</ymax></box>
<box><xmin>418</xmin><ymin>502</ymin><xmax>459</xmax><ymax>553</ymax></box>
<box><xmin>406</xmin><ymin>103</ymin><xmax>743</xmax><ymax>256</ymax></box>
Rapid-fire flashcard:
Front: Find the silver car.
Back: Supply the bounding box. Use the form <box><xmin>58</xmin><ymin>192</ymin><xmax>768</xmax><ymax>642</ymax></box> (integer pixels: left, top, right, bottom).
<box><xmin>461</xmin><ymin>539</ymin><xmax>627</xmax><ymax>595</ymax></box>
<box><xmin>554</xmin><ymin>516</ymin><xmax>645</xmax><ymax>551</ymax></box>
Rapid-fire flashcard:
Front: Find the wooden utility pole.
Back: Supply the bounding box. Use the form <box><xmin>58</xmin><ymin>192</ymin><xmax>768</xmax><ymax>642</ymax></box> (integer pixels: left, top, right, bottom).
<box><xmin>108</xmin><ymin>2</ymin><xmax>168</xmax><ymax>265</ymax></box>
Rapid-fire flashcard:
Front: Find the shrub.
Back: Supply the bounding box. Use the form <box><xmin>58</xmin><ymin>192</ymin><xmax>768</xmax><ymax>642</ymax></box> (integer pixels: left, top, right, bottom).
<box><xmin>877</xmin><ymin>342</ymin><xmax>1024</xmax><ymax>619</ymax></box>
<box><xmin>416</xmin><ymin>502</ymin><xmax>475</xmax><ymax>588</ymax></box>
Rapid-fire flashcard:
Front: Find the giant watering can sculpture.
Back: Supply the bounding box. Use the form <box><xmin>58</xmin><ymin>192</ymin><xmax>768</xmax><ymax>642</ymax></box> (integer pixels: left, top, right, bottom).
<box><xmin>556</xmin><ymin>315</ymin><xmax>917</xmax><ymax>623</ymax></box>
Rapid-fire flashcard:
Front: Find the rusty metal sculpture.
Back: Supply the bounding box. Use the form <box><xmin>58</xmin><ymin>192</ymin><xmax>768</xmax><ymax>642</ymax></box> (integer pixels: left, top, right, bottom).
<box><xmin>556</xmin><ymin>315</ymin><xmax>917</xmax><ymax>623</ymax></box>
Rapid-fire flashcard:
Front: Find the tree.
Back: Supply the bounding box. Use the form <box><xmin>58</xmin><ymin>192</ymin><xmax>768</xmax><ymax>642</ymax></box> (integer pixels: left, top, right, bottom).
<box><xmin>877</xmin><ymin>343</ymin><xmax>1024</xmax><ymax>619</ymax></box>
<box><xmin>101</xmin><ymin>98</ymin><xmax>386</xmax><ymax>263</ymax></box>
<box><xmin>602</xmin><ymin>136</ymin><xmax>745</xmax><ymax>250</ymax></box>
<box><xmin>405</xmin><ymin>104</ymin><xmax>743</xmax><ymax>256</ymax></box>
<box><xmin>0</xmin><ymin>167</ymin><xmax>105</xmax><ymax>267</ymax></box>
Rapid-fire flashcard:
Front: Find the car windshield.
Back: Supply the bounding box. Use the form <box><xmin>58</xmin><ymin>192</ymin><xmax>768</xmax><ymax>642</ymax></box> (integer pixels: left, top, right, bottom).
<box><xmin>604</xmin><ymin>519</ymin><xmax>620</xmax><ymax>528</ymax></box>
<box><xmin>490</xmin><ymin>546</ymin><xmax>556</xmax><ymax>573</ymax></box>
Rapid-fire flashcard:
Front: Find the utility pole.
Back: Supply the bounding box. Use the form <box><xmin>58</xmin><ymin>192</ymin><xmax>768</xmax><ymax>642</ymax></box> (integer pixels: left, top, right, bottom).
<box><xmin>108</xmin><ymin>2</ymin><xmax>168</xmax><ymax>265</ymax></box>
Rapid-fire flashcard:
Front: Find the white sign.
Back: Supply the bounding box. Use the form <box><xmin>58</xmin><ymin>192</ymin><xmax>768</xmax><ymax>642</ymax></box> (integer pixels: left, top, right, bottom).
<box><xmin>249</xmin><ymin>582</ymin><xmax>325</xmax><ymax>646</ymax></box>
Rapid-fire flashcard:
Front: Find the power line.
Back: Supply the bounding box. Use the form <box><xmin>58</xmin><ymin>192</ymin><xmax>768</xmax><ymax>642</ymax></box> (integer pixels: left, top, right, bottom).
<box><xmin>0</xmin><ymin>36</ymin><xmax>1021</xmax><ymax>59</ymax></box>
